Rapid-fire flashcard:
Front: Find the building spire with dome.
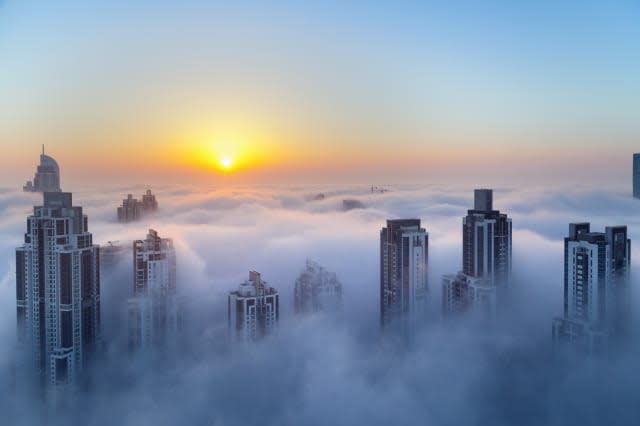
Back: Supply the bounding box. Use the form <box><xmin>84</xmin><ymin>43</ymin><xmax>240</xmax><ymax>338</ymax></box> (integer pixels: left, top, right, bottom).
<box><xmin>23</xmin><ymin>145</ymin><xmax>62</xmax><ymax>193</ymax></box>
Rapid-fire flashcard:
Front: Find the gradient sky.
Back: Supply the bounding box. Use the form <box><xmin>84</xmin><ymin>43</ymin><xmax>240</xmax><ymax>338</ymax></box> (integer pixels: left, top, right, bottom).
<box><xmin>1</xmin><ymin>0</ymin><xmax>639</xmax><ymax>185</ymax></box>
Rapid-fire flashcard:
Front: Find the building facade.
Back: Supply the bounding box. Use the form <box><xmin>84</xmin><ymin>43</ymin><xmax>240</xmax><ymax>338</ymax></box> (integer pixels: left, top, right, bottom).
<box><xmin>228</xmin><ymin>271</ymin><xmax>279</xmax><ymax>342</ymax></box>
<box><xmin>294</xmin><ymin>260</ymin><xmax>342</xmax><ymax>314</ymax></box>
<box><xmin>552</xmin><ymin>223</ymin><xmax>631</xmax><ymax>354</ymax></box>
<box><xmin>23</xmin><ymin>146</ymin><xmax>62</xmax><ymax>193</ymax></box>
<box><xmin>380</xmin><ymin>219</ymin><xmax>428</xmax><ymax>331</ymax></box>
<box><xmin>128</xmin><ymin>229</ymin><xmax>179</xmax><ymax>351</ymax></box>
<box><xmin>16</xmin><ymin>192</ymin><xmax>100</xmax><ymax>389</ymax></box>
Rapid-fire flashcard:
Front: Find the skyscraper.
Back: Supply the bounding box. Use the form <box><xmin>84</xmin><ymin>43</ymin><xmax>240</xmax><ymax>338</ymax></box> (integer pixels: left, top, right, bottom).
<box><xmin>294</xmin><ymin>260</ymin><xmax>342</xmax><ymax>314</ymax></box>
<box><xmin>442</xmin><ymin>189</ymin><xmax>511</xmax><ymax>319</ymax></box>
<box><xmin>117</xmin><ymin>190</ymin><xmax>159</xmax><ymax>223</ymax></box>
<box><xmin>442</xmin><ymin>272</ymin><xmax>496</xmax><ymax>319</ymax></box>
<box><xmin>141</xmin><ymin>189</ymin><xmax>158</xmax><ymax>212</ymax></box>
<box><xmin>228</xmin><ymin>271</ymin><xmax>279</xmax><ymax>342</ymax></box>
<box><xmin>633</xmin><ymin>153</ymin><xmax>640</xmax><ymax>198</ymax></box>
<box><xmin>23</xmin><ymin>145</ymin><xmax>62</xmax><ymax>193</ymax></box>
<box><xmin>463</xmin><ymin>189</ymin><xmax>512</xmax><ymax>285</ymax></box>
<box><xmin>128</xmin><ymin>229</ymin><xmax>179</xmax><ymax>351</ymax></box>
<box><xmin>380</xmin><ymin>219</ymin><xmax>428</xmax><ymax>331</ymax></box>
<box><xmin>16</xmin><ymin>192</ymin><xmax>100</xmax><ymax>389</ymax></box>
<box><xmin>117</xmin><ymin>194</ymin><xmax>142</xmax><ymax>223</ymax></box>
<box><xmin>552</xmin><ymin>223</ymin><xmax>631</xmax><ymax>353</ymax></box>
<box><xmin>100</xmin><ymin>241</ymin><xmax>133</xmax><ymax>348</ymax></box>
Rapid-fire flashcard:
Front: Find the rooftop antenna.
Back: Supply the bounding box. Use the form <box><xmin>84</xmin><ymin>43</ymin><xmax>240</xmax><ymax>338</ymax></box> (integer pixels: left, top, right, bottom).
<box><xmin>42</xmin><ymin>144</ymin><xmax>45</xmax><ymax>156</ymax></box>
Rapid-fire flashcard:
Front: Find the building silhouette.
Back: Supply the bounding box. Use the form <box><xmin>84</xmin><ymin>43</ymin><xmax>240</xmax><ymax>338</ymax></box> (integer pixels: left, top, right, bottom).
<box><xmin>552</xmin><ymin>223</ymin><xmax>631</xmax><ymax>354</ymax></box>
<box><xmin>141</xmin><ymin>189</ymin><xmax>158</xmax><ymax>211</ymax></box>
<box><xmin>294</xmin><ymin>260</ymin><xmax>342</xmax><ymax>314</ymax></box>
<box><xmin>128</xmin><ymin>229</ymin><xmax>179</xmax><ymax>351</ymax></box>
<box><xmin>442</xmin><ymin>272</ymin><xmax>496</xmax><ymax>319</ymax></box>
<box><xmin>228</xmin><ymin>271</ymin><xmax>279</xmax><ymax>342</ymax></box>
<box><xmin>633</xmin><ymin>153</ymin><xmax>640</xmax><ymax>198</ymax></box>
<box><xmin>23</xmin><ymin>145</ymin><xmax>62</xmax><ymax>193</ymax></box>
<box><xmin>15</xmin><ymin>192</ymin><xmax>100</xmax><ymax>390</ymax></box>
<box><xmin>117</xmin><ymin>190</ymin><xmax>159</xmax><ymax>223</ymax></box>
<box><xmin>442</xmin><ymin>189</ymin><xmax>511</xmax><ymax>320</ymax></box>
<box><xmin>100</xmin><ymin>241</ymin><xmax>133</xmax><ymax>349</ymax></box>
<box><xmin>117</xmin><ymin>194</ymin><xmax>142</xmax><ymax>223</ymax></box>
<box><xmin>380</xmin><ymin>219</ymin><xmax>428</xmax><ymax>332</ymax></box>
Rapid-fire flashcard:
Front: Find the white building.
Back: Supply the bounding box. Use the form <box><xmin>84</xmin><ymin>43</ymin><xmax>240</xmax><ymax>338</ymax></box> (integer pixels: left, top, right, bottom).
<box><xmin>380</xmin><ymin>219</ymin><xmax>428</xmax><ymax>332</ymax></box>
<box><xmin>228</xmin><ymin>271</ymin><xmax>279</xmax><ymax>342</ymax></box>
<box><xmin>294</xmin><ymin>260</ymin><xmax>342</xmax><ymax>314</ymax></box>
<box><xmin>553</xmin><ymin>223</ymin><xmax>631</xmax><ymax>354</ymax></box>
<box><xmin>128</xmin><ymin>229</ymin><xmax>179</xmax><ymax>351</ymax></box>
<box><xmin>15</xmin><ymin>192</ymin><xmax>100</xmax><ymax>390</ymax></box>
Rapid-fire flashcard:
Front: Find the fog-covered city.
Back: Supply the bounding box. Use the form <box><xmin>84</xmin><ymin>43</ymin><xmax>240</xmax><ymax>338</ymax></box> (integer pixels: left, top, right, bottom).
<box><xmin>2</xmin><ymin>164</ymin><xmax>640</xmax><ymax>424</ymax></box>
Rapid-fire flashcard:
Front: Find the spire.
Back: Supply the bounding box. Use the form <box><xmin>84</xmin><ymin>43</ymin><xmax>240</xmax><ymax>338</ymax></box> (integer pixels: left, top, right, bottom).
<box><xmin>42</xmin><ymin>144</ymin><xmax>45</xmax><ymax>156</ymax></box>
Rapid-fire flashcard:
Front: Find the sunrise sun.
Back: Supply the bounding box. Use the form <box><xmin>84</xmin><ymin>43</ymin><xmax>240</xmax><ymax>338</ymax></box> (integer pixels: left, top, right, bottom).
<box><xmin>219</xmin><ymin>156</ymin><xmax>233</xmax><ymax>170</ymax></box>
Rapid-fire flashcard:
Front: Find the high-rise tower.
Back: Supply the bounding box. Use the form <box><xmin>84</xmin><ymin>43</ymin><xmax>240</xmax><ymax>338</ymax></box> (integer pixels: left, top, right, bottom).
<box><xmin>16</xmin><ymin>192</ymin><xmax>100</xmax><ymax>389</ymax></box>
<box><xmin>633</xmin><ymin>153</ymin><xmax>640</xmax><ymax>198</ymax></box>
<box><xmin>294</xmin><ymin>260</ymin><xmax>342</xmax><ymax>314</ymax></box>
<box><xmin>128</xmin><ymin>229</ymin><xmax>179</xmax><ymax>351</ymax></box>
<box><xmin>442</xmin><ymin>189</ymin><xmax>511</xmax><ymax>320</ymax></box>
<box><xmin>23</xmin><ymin>145</ymin><xmax>62</xmax><ymax>193</ymax></box>
<box><xmin>462</xmin><ymin>189</ymin><xmax>512</xmax><ymax>285</ymax></box>
<box><xmin>228</xmin><ymin>271</ymin><xmax>279</xmax><ymax>342</ymax></box>
<box><xmin>552</xmin><ymin>223</ymin><xmax>631</xmax><ymax>353</ymax></box>
<box><xmin>380</xmin><ymin>219</ymin><xmax>428</xmax><ymax>332</ymax></box>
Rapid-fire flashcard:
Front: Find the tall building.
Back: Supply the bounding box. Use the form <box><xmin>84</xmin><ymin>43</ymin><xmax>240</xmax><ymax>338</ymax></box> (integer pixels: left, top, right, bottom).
<box><xmin>463</xmin><ymin>189</ymin><xmax>512</xmax><ymax>285</ymax></box>
<box><xmin>228</xmin><ymin>271</ymin><xmax>279</xmax><ymax>342</ymax></box>
<box><xmin>141</xmin><ymin>189</ymin><xmax>158</xmax><ymax>212</ymax></box>
<box><xmin>117</xmin><ymin>190</ymin><xmax>159</xmax><ymax>223</ymax></box>
<box><xmin>380</xmin><ymin>219</ymin><xmax>428</xmax><ymax>331</ymax></box>
<box><xmin>15</xmin><ymin>192</ymin><xmax>100</xmax><ymax>389</ymax></box>
<box><xmin>442</xmin><ymin>272</ymin><xmax>496</xmax><ymax>319</ymax></box>
<box><xmin>117</xmin><ymin>194</ymin><xmax>142</xmax><ymax>223</ymax></box>
<box><xmin>552</xmin><ymin>223</ymin><xmax>631</xmax><ymax>353</ymax></box>
<box><xmin>100</xmin><ymin>241</ymin><xmax>133</xmax><ymax>348</ymax></box>
<box><xmin>633</xmin><ymin>153</ymin><xmax>640</xmax><ymax>198</ymax></box>
<box><xmin>23</xmin><ymin>145</ymin><xmax>62</xmax><ymax>193</ymax></box>
<box><xmin>294</xmin><ymin>260</ymin><xmax>342</xmax><ymax>314</ymax></box>
<box><xmin>442</xmin><ymin>189</ymin><xmax>511</xmax><ymax>319</ymax></box>
<box><xmin>128</xmin><ymin>229</ymin><xmax>179</xmax><ymax>351</ymax></box>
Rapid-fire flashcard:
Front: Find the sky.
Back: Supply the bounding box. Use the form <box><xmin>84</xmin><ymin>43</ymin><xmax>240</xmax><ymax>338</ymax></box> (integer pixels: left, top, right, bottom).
<box><xmin>1</xmin><ymin>0</ymin><xmax>639</xmax><ymax>185</ymax></box>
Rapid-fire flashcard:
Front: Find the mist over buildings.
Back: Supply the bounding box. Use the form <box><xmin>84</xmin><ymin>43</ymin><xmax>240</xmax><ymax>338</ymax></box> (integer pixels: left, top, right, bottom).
<box><xmin>1</xmin><ymin>183</ymin><xmax>640</xmax><ymax>425</ymax></box>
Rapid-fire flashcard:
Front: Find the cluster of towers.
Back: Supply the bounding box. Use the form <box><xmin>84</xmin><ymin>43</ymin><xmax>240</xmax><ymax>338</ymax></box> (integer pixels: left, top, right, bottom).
<box><xmin>552</xmin><ymin>224</ymin><xmax>631</xmax><ymax>353</ymax></box>
<box><xmin>15</xmin><ymin>150</ymin><xmax>634</xmax><ymax>396</ymax></box>
<box><xmin>378</xmin><ymin>189</ymin><xmax>512</xmax><ymax>334</ymax></box>
<box><xmin>380</xmin><ymin>188</ymin><xmax>632</xmax><ymax>356</ymax></box>
<box><xmin>15</xmin><ymin>193</ymin><xmax>180</xmax><ymax>392</ymax></box>
<box><xmin>117</xmin><ymin>190</ymin><xmax>159</xmax><ymax>223</ymax></box>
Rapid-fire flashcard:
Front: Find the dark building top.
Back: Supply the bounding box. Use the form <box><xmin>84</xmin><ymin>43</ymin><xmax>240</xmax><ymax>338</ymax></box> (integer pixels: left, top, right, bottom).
<box><xmin>474</xmin><ymin>189</ymin><xmax>493</xmax><ymax>211</ymax></box>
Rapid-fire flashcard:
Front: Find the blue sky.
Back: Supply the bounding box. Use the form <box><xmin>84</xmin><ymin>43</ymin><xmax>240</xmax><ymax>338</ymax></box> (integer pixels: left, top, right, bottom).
<box><xmin>0</xmin><ymin>0</ymin><xmax>639</xmax><ymax>183</ymax></box>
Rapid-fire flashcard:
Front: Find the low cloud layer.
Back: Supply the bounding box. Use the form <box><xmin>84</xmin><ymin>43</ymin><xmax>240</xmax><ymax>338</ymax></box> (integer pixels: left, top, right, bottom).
<box><xmin>1</xmin><ymin>183</ymin><xmax>639</xmax><ymax>425</ymax></box>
